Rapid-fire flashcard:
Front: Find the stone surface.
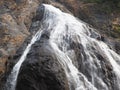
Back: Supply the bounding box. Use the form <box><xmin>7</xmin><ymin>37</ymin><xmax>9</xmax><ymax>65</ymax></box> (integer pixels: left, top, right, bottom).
<box><xmin>0</xmin><ymin>0</ymin><xmax>120</xmax><ymax>90</ymax></box>
<box><xmin>16</xmin><ymin>37</ymin><xmax>69</xmax><ymax>90</ymax></box>
<box><xmin>10</xmin><ymin>16</ymin><xmax>69</xmax><ymax>90</ymax></box>
<box><xmin>0</xmin><ymin>0</ymin><xmax>41</xmax><ymax>88</ymax></box>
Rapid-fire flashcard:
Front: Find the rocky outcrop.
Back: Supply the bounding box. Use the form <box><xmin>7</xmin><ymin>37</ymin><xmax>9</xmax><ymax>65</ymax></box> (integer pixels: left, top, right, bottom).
<box><xmin>15</xmin><ymin>35</ymin><xmax>69</xmax><ymax>90</ymax></box>
<box><xmin>0</xmin><ymin>0</ymin><xmax>40</xmax><ymax>87</ymax></box>
<box><xmin>0</xmin><ymin>0</ymin><xmax>120</xmax><ymax>90</ymax></box>
<box><xmin>0</xmin><ymin>1</ymin><xmax>75</xmax><ymax>82</ymax></box>
<box><xmin>7</xmin><ymin>16</ymin><xmax>69</xmax><ymax>90</ymax></box>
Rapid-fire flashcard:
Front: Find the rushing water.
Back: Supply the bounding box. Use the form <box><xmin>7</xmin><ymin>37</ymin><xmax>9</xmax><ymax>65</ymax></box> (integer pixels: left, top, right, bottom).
<box><xmin>5</xmin><ymin>30</ymin><xmax>43</xmax><ymax>90</ymax></box>
<box><xmin>41</xmin><ymin>4</ymin><xmax>120</xmax><ymax>90</ymax></box>
<box><xmin>5</xmin><ymin>4</ymin><xmax>120</xmax><ymax>90</ymax></box>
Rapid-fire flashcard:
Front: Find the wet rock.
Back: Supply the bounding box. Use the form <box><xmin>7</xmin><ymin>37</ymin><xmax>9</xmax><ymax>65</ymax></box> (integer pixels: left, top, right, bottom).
<box><xmin>1</xmin><ymin>0</ymin><xmax>120</xmax><ymax>90</ymax></box>
<box><xmin>114</xmin><ymin>41</ymin><xmax>120</xmax><ymax>54</ymax></box>
<box><xmin>0</xmin><ymin>0</ymin><xmax>41</xmax><ymax>88</ymax></box>
<box><xmin>4</xmin><ymin>8</ymin><xmax>69</xmax><ymax>89</ymax></box>
<box><xmin>15</xmin><ymin>30</ymin><xmax>69</xmax><ymax>90</ymax></box>
<box><xmin>16</xmin><ymin>45</ymin><xmax>69</xmax><ymax>90</ymax></box>
<box><xmin>54</xmin><ymin>0</ymin><xmax>120</xmax><ymax>54</ymax></box>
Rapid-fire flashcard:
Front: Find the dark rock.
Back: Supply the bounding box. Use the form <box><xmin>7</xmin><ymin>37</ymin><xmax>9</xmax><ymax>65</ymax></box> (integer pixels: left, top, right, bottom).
<box><xmin>114</xmin><ymin>41</ymin><xmax>120</xmax><ymax>54</ymax></box>
<box><xmin>33</xmin><ymin>5</ymin><xmax>45</xmax><ymax>21</ymax></box>
<box><xmin>1</xmin><ymin>0</ymin><xmax>120</xmax><ymax>90</ymax></box>
<box><xmin>10</xmin><ymin>10</ymin><xmax>69</xmax><ymax>89</ymax></box>
<box><xmin>15</xmin><ymin>34</ymin><xmax>69</xmax><ymax>90</ymax></box>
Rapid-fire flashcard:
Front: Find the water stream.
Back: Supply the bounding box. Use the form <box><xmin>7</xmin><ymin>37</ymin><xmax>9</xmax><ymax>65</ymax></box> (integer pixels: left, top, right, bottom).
<box><xmin>5</xmin><ymin>4</ymin><xmax>120</xmax><ymax>90</ymax></box>
<box><xmin>5</xmin><ymin>30</ymin><xmax>43</xmax><ymax>90</ymax></box>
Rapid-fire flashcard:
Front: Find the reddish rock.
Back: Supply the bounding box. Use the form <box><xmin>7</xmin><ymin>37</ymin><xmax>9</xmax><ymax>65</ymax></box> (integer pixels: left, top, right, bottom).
<box><xmin>0</xmin><ymin>0</ymin><xmax>41</xmax><ymax>85</ymax></box>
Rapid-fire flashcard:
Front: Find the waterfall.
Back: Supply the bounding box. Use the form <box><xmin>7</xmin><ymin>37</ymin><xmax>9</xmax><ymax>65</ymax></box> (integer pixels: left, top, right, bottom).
<box><xmin>5</xmin><ymin>3</ymin><xmax>120</xmax><ymax>90</ymax></box>
<box><xmin>5</xmin><ymin>30</ymin><xmax>43</xmax><ymax>90</ymax></box>
<box><xmin>40</xmin><ymin>4</ymin><xmax>120</xmax><ymax>90</ymax></box>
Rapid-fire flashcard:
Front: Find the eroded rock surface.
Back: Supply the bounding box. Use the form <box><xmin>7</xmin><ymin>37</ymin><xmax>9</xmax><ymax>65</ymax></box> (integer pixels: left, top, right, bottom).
<box><xmin>0</xmin><ymin>0</ymin><xmax>40</xmax><ymax>88</ymax></box>
<box><xmin>1</xmin><ymin>0</ymin><xmax>120</xmax><ymax>90</ymax></box>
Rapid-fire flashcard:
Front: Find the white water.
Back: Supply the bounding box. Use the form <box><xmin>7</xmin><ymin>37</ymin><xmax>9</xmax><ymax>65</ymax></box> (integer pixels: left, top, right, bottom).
<box><xmin>42</xmin><ymin>4</ymin><xmax>120</xmax><ymax>90</ymax></box>
<box><xmin>42</xmin><ymin>4</ymin><xmax>98</xmax><ymax>90</ymax></box>
<box><xmin>5</xmin><ymin>4</ymin><xmax>120</xmax><ymax>90</ymax></box>
<box><xmin>5</xmin><ymin>30</ymin><xmax>43</xmax><ymax>90</ymax></box>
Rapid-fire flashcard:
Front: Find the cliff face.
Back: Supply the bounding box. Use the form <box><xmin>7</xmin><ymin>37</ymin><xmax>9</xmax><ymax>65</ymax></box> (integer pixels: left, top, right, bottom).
<box><xmin>0</xmin><ymin>0</ymin><xmax>120</xmax><ymax>89</ymax></box>
<box><xmin>0</xmin><ymin>0</ymin><xmax>41</xmax><ymax>84</ymax></box>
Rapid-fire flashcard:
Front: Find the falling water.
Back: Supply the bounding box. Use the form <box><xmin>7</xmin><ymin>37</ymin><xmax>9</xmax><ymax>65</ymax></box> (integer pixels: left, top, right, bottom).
<box><xmin>5</xmin><ymin>30</ymin><xmax>43</xmax><ymax>90</ymax></box>
<box><xmin>5</xmin><ymin>3</ymin><xmax>120</xmax><ymax>90</ymax></box>
<box><xmin>40</xmin><ymin>4</ymin><xmax>120</xmax><ymax>90</ymax></box>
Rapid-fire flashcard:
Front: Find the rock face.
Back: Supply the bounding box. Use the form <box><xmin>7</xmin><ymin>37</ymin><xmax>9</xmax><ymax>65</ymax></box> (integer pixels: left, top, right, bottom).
<box><xmin>15</xmin><ymin>34</ymin><xmax>69</xmax><ymax>90</ymax></box>
<box><xmin>14</xmin><ymin>15</ymin><xmax>69</xmax><ymax>90</ymax></box>
<box><xmin>0</xmin><ymin>0</ymin><xmax>40</xmax><ymax>88</ymax></box>
<box><xmin>0</xmin><ymin>0</ymin><xmax>120</xmax><ymax>90</ymax></box>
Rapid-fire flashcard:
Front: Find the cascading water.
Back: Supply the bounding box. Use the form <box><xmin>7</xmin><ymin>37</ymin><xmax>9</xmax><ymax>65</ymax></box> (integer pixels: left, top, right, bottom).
<box><xmin>40</xmin><ymin>4</ymin><xmax>120</xmax><ymax>90</ymax></box>
<box><xmin>5</xmin><ymin>3</ymin><xmax>120</xmax><ymax>90</ymax></box>
<box><xmin>5</xmin><ymin>30</ymin><xmax>43</xmax><ymax>90</ymax></box>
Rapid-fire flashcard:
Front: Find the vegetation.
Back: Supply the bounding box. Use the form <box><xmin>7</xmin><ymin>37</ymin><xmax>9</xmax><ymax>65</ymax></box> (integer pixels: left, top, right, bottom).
<box><xmin>83</xmin><ymin>0</ymin><xmax>103</xmax><ymax>3</ymax></box>
<box><xmin>112</xmin><ymin>25</ymin><xmax>120</xmax><ymax>37</ymax></box>
<box><xmin>82</xmin><ymin>0</ymin><xmax>120</xmax><ymax>39</ymax></box>
<box><xmin>83</xmin><ymin>0</ymin><xmax>120</xmax><ymax>8</ymax></box>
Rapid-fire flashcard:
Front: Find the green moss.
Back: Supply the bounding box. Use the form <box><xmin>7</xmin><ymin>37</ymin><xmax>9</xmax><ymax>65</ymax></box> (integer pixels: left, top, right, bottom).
<box><xmin>113</xmin><ymin>25</ymin><xmax>120</xmax><ymax>31</ymax></box>
<box><xmin>110</xmin><ymin>25</ymin><xmax>120</xmax><ymax>38</ymax></box>
<box><xmin>82</xmin><ymin>0</ymin><xmax>120</xmax><ymax>8</ymax></box>
<box><xmin>118</xmin><ymin>2</ymin><xmax>120</xmax><ymax>8</ymax></box>
<box><xmin>101</xmin><ymin>5</ymin><xmax>113</xmax><ymax>13</ymax></box>
<box><xmin>82</xmin><ymin>0</ymin><xmax>103</xmax><ymax>3</ymax></box>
